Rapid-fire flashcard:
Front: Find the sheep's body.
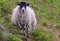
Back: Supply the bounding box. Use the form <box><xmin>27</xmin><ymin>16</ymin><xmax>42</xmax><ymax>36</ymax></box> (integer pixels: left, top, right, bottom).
<box><xmin>12</xmin><ymin>5</ymin><xmax>37</xmax><ymax>36</ymax></box>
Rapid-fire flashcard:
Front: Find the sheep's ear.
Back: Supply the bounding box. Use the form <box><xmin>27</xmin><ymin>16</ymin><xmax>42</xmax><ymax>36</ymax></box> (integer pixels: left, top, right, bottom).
<box><xmin>17</xmin><ymin>2</ymin><xmax>21</xmax><ymax>5</ymax></box>
<box><xmin>26</xmin><ymin>3</ymin><xmax>30</xmax><ymax>6</ymax></box>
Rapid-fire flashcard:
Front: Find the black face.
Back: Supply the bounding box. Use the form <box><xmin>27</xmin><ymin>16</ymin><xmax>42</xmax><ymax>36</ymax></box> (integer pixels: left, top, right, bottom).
<box><xmin>17</xmin><ymin>2</ymin><xmax>30</xmax><ymax>10</ymax></box>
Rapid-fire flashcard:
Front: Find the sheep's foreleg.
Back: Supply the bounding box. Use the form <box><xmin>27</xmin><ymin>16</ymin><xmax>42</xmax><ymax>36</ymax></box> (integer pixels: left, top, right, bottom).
<box><xmin>24</xmin><ymin>24</ymin><xmax>27</xmax><ymax>37</ymax></box>
<box><xmin>18</xmin><ymin>20</ymin><xmax>23</xmax><ymax>35</ymax></box>
<box><xmin>20</xmin><ymin>26</ymin><xmax>23</xmax><ymax>35</ymax></box>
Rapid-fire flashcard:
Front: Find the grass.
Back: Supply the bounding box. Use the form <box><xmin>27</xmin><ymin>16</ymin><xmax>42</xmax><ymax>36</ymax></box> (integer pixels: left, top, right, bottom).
<box><xmin>31</xmin><ymin>29</ymin><xmax>53</xmax><ymax>41</ymax></box>
<box><xmin>7</xmin><ymin>33</ymin><xmax>22</xmax><ymax>41</ymax></box>
<box><xmin>0</xmin><ymin>0</ymin><xmax>60</xmax><ymax>41</ymax></box>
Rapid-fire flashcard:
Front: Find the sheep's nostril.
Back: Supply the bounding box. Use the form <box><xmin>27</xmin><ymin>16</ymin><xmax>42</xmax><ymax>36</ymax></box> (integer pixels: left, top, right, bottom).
<box><xmin>22</xmin><ymin>10</ymin><xmax>24</xmax><ymax>12</ymax></box>
<box><xmin>22</xmin><ymin>10</ymin><xmax>25</xmax><ymax>14</ymax></box>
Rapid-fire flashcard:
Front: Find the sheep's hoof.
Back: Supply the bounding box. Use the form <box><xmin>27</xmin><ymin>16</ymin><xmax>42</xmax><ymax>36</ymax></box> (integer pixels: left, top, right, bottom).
<box><xmin>22</xmin><ymin>37</ymin><xmax>27</xmax><ymax>41</ymax></box>
<box><xmin>21</xmin><ymin>36</ymin><xmax>27</xmax><ymax>41</ymax></box>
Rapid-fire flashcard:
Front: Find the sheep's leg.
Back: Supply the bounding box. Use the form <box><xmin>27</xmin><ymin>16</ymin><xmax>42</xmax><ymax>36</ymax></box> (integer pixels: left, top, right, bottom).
<box><xmin>23</xmin><ymin>24</ymin><xmax>27</xmax><ymax>37</ymax></box>
<box><xmin>28</xmin><ymin>25</ymin><xmax>32</xmax><ymax>38</ymax></box>
<box><xmin>27</xmin><ymin>23</ymin><xmax>32</xmax><ymax>37</ymax></box>
<box><xmin>28</xmin><ymin>26</ymin><xmax>32</xmax><ymax>34</ymax></box>
<box><xmin>31</xmin><ymin>20</ymin><xmax>37</xmax><ymax>31</ymax></box>
<box><xmin>18</xmin><ymin>23</ymin><xmax>23</xmax><ymax>35</ymax></box>
<box><xmin>19</xmin><ymin>26</ymin><xmax>23</xmax><ymax>35</ymax></box>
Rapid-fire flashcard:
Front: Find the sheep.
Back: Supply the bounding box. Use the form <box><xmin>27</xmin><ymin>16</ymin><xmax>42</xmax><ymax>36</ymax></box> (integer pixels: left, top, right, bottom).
<box><xmin>11</xmin><ymin>2</ymin><xmax>37</xmax><ymax>37</ymax></box>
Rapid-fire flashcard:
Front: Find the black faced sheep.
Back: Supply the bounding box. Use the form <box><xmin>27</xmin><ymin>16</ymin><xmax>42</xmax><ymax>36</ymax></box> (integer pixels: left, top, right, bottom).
<box><xmin>11</xmin><ymin>2</ymin><xmax>37</xmax><ymax>37</ymax></box>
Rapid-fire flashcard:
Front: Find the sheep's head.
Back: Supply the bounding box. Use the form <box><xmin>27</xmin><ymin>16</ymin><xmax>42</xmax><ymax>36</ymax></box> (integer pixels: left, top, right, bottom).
<box><xmin>17</xmin><ymin>2</ymin><xmax>30</xmax><ymax>13</ymax></box>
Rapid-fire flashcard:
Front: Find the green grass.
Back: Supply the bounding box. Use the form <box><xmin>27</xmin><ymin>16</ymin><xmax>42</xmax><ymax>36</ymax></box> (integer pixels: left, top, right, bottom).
<box><xmin>0</xmin><ymin>0</ymin><xmax>60</xmax><ymax>41</ymax></box>
<box><xmin>0</xmin><ymin>32</ymin><xmax>22</xmax><ymax>41</ymax></box>
<box><xmin>7</xmin><ymin>33</ymin><xmax>22</xmax><ymax>41</ymax></box>
<box><xmin>31</xmin><ymin>29</ymin><xmax>53</xmax><ymax>41</ymax></box>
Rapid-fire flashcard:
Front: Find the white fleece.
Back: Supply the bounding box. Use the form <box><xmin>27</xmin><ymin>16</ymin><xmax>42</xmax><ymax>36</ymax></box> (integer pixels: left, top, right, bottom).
<box><xmin>11</xmin><ymin>5</ymin><xmax>37</xmax><ymax>33</ymax></box>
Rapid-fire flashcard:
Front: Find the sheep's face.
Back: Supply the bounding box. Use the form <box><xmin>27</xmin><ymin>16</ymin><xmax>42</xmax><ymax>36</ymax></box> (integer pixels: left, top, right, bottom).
<box><xmin>17</xmin><ymin>2</ymin><xmax>29</xmax><ymax>13</ymax></box>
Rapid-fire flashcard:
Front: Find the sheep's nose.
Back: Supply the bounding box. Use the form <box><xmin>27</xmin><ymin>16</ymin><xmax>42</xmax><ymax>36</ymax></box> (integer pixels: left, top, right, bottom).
<box><xmin>22</xmin><ymin>7</ymin><xmax>25</xmax><ymax>12</ymax></box>
<box><xmin>22</xmin><ymin>10</ymin><xmax>24</xmax><ymax>12</ymax></box>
